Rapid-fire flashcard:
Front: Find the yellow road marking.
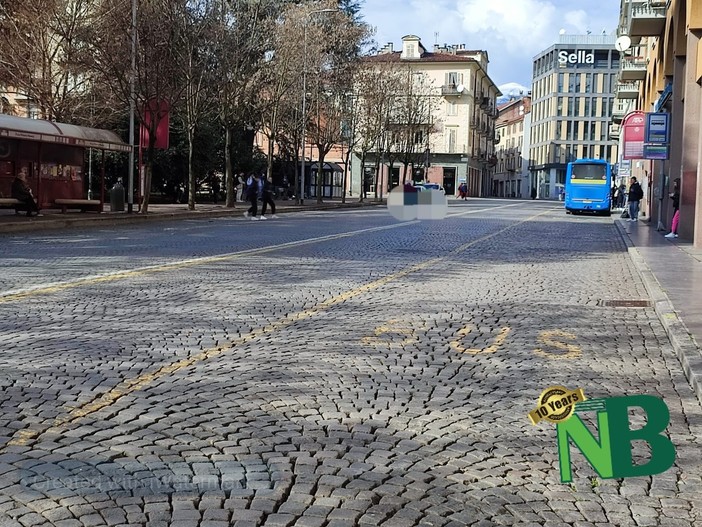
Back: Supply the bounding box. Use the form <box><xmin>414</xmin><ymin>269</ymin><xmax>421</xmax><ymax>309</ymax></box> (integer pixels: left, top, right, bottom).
<box><xmin>533</xmin><ymin>329</ymin><xmax>581</xmax><ymax>360</ymax></box>
<box><xmin>0</xmin><ymin>203</ymin><xmax>531</xmax><ymax>305</ymax></box>
<box><xmin>361</xmin><ymin>319</ymin><xmax>417</xmax><ymax>347</ymax></box>
<box><xmin>5</xmin><ymin>207</ymin><xmax>553</xmax><ymax>447</ymax></box>
<box><xmin>450</xmin><ymin>325</ymin><xmax>511</xmax><ymax>354</ymax></box>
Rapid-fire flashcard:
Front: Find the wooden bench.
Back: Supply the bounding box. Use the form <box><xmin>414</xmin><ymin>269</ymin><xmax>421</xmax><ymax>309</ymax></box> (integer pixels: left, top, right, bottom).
<box><xmin>54</xmin><ymin>199</ymin><xmax>103</xmax><ymax>213</ymax></box>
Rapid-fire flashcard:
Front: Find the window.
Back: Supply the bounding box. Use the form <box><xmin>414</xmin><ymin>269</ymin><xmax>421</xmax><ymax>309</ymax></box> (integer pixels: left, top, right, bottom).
<box><xmin>445</xmin><ymin>72</ymin><xmax>464</xmax><ymax>86</ymax></box>
<box><xmin>414</xmin><ymin>130</ymin><xmax>424</xmax><ymax>145</ymax></box>
<box><xmin>585</xmin><ymin>73</ymin><xmax>592</xmax><ymax>93</ymax></box>
<box><xmin>568</xmin><ymin>74</ymin><xmax>577</xmax><ymax>93</ymax></box>
<box><xmin>447</xmin><ymin>101</ymin><xmax>458</xmax><ymax>116</ymax></box>
<box><xmin>584</xmin><ymin>98</ymin><xmax>590</xmax><ymax>117</ymax></box>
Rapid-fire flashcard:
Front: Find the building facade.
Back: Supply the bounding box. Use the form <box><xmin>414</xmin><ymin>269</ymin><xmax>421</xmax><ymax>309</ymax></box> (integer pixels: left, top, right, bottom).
<box><xmin>529</xmin><ymin>34</ymin><xmax>621</xmax><ymax>199</ymax></box>
<box><xmin>612</xmin><ymin>0</ymin><xmax>702</xmax><ymax>247</ymax></box>
<box><xmin>493</xmin><ymin>96</ymin><xmax>532</xmax><ymax>198</ymax></box>
<box><xmin>351</xmin><ymin>35</ymin><xmax>501</xmax><ymax>198</ymax></box>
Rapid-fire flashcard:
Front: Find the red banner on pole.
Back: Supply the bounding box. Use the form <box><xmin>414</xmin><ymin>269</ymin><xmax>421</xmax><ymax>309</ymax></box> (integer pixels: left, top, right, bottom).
<box><xmin>140</xmin><ymin>99</ymin><xmax>170</xmax><ymax>150</ymax></box>
<box><xmin>622</xmin><ymin>111</ymin><xmax>645</xmax><ymax>160</ymax></box>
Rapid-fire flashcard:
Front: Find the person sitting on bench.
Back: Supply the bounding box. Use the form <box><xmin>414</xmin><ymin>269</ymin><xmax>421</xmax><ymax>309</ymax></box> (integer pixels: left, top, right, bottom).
<box><xmin>11</xmin><ymin>168</ymin><xmax>41</xmax><ymax>216</ymax></box>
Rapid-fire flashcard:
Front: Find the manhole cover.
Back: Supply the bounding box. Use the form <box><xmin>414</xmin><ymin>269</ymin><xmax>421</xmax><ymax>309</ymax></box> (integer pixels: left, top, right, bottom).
<box><xmin>600</xmin><ymin>300</ymin><xmax>652</xmax><ymax>308</ymax></box>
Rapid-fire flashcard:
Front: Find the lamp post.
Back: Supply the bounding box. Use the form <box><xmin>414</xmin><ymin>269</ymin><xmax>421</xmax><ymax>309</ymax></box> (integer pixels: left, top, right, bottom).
<box><xmin>300</xmin><ymin>8</ymin><xmax>337</xmax><ymax>205</ymax></box>
<box><xmin>127</xmin><ymin>0</ymin><xmax>137</xmax><ymax>213</ymax></box>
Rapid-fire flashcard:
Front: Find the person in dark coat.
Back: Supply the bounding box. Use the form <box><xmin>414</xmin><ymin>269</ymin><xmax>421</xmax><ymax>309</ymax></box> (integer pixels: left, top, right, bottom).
<box><xmin>627</xmin><ymin>176</ymin><xmax>644</xmax><ymax>222</ymax></box>
<box><xmin>11</xmin><ymin>168</ymin><xmax>40</xmax><ymax>216</ymax></box>
<box><xmin>243</xmin><ymin>174</ymin><xmax>259</xmax><ymax>220</ymax></box>
<box><xmin>259</xmin><ymin>175</ymin><xmax>277</xmax><ymax>219</ymax></box>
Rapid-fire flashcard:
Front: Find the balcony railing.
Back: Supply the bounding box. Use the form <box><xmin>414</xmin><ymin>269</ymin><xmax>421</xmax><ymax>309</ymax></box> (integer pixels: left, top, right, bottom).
<box><xmin>441</xmin><ymin>85</ymin><xmax>467</xmax><ymax>96</ymax></box>
<box><xmin>628</xmin><ymin>0</ymin><xmax>667</xmax><ymax>37</ymax></box>
<box><xmin>616</xmin><ymin>81</ymin><xmax>640</xmax><ymax>100</ymax></box>
<box><xmin>609</xmin><ymin>123</ymin><xmax>621</xmax><ymax>140</ymax></box>
<box><xmin>612</xmin><ymin>102</ymin><xmax>629</xmax><ymax>123</ymax></box>
<box><xmin>620</xmin><ymin>59</ymin><xmax>647</xmax><ymax>81</ymax></box>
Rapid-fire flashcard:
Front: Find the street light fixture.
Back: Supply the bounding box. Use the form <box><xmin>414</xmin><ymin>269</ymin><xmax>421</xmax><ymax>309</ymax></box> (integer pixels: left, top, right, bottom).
<box><xmin>300</xmin><ymin>7</ymin><xmax>338</xmax><ymax>205</ymax></box>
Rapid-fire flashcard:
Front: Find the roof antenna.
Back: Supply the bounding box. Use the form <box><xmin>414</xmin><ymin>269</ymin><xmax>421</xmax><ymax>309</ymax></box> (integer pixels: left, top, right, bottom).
<box><xmin>434</xmin><ymin>32</ymin><xmax>439</xmax><ymax>45</ymax></box>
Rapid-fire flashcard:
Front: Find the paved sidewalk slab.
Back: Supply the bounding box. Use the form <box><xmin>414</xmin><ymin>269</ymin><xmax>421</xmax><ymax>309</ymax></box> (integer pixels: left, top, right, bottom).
<box><xmin>0</xmin><ymin>199</ymin><xmax>387</xmax><ymax>235</ymax></box>
<box><xmin>616</xmin><ymin>218</ymin><xmax>702</xmax><ymax>404</ymax></box>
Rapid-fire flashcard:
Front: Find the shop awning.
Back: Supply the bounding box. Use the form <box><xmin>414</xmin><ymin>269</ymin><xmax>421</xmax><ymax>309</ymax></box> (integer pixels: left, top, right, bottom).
<box><xmin>0</xmin><ymin>114</ymin><xmax>131</xmax><ymax>152</ymax></box>
<box><xmin>310</xmin><ymin>161</ymin><xmax>343</xmax><ymax>172</ymax></box>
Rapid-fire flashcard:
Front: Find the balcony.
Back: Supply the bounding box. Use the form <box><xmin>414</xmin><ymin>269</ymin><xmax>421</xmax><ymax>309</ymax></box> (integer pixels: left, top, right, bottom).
<box><xmin>628</xmin><ymin>0</ymin><xmax>667</xmax><ymax>37</ymax></box>
<box><xmin>620</xmin><ymin>58</ymin><xmax>647</xmax><ymax>81</ymax></box>
<box><xmin>609</xmin><ymin>123</ymin><xmax>621</xmax><ymax>140</ymax></box>
<box><xmin>480</xmin><ymin>96</ymin><xmax>490</xmax><ymax>109</ymax></box>
<box><xmin>441</xmin><ymin>84</ymin><xmax>467</xmax><ymax>96</ymax></box>
<box><xmin>616</xmin><ymin>81</ymin><xmax>640</xmax><ymax>99</ymax></box>
<box><xmin>612</xmin><ymin>102</ymin><xmax>628</xmax><ymax>123</ymax></box>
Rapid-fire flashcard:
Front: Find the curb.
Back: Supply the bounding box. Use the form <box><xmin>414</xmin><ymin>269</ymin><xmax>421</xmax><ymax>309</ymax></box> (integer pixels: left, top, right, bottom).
<box><xmin>0</xmin><ymin>201</ymin><xmax>386</xmax><ymax>235</ymax></box>
<box><xmin>615</xmin><ymin>220</ymin><xmax>702</xmax><ymax>405</ymax></box>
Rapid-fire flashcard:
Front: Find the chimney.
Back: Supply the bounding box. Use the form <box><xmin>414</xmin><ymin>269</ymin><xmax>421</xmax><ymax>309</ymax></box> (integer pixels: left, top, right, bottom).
<box><xmin>379</xmin><ymin>42</ymin><xmax>394</xmax><ymax>54</ymax></box>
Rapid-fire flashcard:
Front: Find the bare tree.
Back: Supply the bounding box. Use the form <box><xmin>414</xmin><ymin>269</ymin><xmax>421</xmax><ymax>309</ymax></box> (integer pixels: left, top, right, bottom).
<box><xmin>214</xmin><ymin>0</ymin><xmax>277</xmax><ymax>208</ymax></box>
<box><xmin>0</xmin><ymin>0</ymin><xmax>97</xmax><ymax>122</ymax></box>
<box><xmin>170</xmin><ymin>0</ymin><xmax>220</xmax><ymax>210</ymax></box>
<box><xmin>303</xmin><ymin>3</ymin><xmax>368</xmax><ymax>203</ymax></box>
<box><xmin>84</xmin><ymin>0</ymin><xmax>187</xmax><ymax>213</ymax></box>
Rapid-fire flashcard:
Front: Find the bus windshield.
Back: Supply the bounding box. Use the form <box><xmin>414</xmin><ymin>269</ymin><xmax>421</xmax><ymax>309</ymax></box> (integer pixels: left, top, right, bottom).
<box><xmin>571</xmin><ymin>163</ymin><xmax>607</xmax><ymax>183</ymax></box>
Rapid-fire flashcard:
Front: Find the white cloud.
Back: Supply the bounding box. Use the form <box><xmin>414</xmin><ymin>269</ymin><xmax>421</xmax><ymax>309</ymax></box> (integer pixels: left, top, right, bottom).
<box><xmin>457</xmin><ymin>0</ymin><xmax>558</xmax><ymax>55</ymax></box>
<box><xmin>361</xmin><ymin>0</ymin><xmax>619</xmax><ymax>85</ymax></box>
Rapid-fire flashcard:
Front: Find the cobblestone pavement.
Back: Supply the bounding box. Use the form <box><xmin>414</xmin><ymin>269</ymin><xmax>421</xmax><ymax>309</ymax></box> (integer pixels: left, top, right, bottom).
<box><xmin>0</xmin><ymin>200</ymin><xmax>700</xmax><ymax>527</ymax></box>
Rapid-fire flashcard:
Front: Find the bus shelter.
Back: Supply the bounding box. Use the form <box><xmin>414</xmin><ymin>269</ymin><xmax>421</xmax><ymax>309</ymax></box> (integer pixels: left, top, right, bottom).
<box><xmin>0</xmin><ymin>114</ymin><xmax>130</xmax><ymax>211</ymax></box>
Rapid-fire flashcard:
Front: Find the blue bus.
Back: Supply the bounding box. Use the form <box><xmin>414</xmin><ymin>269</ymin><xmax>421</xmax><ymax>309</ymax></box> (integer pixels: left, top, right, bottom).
<box><xmin>564</xmin><ymin>158</ymin><xmax>612</xmax><ymax>216</ymax></box>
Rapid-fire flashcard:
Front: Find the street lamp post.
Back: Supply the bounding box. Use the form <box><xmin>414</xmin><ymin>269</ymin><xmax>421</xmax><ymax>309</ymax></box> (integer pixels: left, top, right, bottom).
<box><xmin>300</xmin><ymin>8</ymin><xmax>337</xmax><ymax>205</ymax></box>
<box><xmin>127</xmin><ymin>0</ymin><xmax>137</xmax><ymax>213</ymax></box>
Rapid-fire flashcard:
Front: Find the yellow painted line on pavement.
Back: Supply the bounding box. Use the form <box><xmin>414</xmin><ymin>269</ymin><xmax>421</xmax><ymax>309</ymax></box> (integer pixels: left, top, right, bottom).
<box><xmin>533</xmin><ymin>329</ymin><xmax>582</xmax><ymax>360</ymax></box>
<box><xmin>0</xmin><ymin>203</ymin><xmax>529</xmax><ymax>305</ymax></box>
<box><xmin>450</xmin><ymin>325</ymin><xmax>512</xmax><ymax>354</ymax></box>
<box><xmin>5</xmin><ymin>207</ymin><xmax>554</xmax><ymax>448</ymax></box>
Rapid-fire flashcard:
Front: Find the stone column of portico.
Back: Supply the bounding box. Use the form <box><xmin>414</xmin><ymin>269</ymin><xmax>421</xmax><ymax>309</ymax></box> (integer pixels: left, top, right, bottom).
<box><xmin>680</xmin><ymin>33</ymin><xmax>700</xmax><ymax>243</ymax></box>
<box><xmin>694</xmin><ymin>30</ymin><xmax>702</xmax><ymax>248</ymax></box>
<box><xmin>667</xmin><ymin>57</ymin><xmax>685</xmax><ymax>233</ymax></box>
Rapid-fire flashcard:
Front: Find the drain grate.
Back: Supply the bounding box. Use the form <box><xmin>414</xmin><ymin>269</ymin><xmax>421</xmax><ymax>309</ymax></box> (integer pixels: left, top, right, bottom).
<box><xmin>600</xmin><ymin>299</ymin><xmax>652</xmax><ymax>308</ymax></box>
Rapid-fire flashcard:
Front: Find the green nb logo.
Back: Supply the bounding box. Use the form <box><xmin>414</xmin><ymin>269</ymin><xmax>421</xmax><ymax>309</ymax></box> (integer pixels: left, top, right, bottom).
<box><xmin>556</xmin><ymin>395</ymin><xmax>676</xmax><ymax>483</ymax></box>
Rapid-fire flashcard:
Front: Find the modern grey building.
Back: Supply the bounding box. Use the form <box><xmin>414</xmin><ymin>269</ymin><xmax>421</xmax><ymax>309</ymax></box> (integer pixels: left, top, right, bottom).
<box><xmin>528</xmin><ymin>34</ymin><xmax>620</xmax><ymax>199</ymax></box>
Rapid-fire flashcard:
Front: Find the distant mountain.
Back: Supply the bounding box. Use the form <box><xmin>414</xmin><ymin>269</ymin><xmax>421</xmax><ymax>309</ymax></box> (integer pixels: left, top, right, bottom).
<box><xmin>497</xmin><ymin>82</ymin><xmax>531</xmax><ymax>104</ymax></box>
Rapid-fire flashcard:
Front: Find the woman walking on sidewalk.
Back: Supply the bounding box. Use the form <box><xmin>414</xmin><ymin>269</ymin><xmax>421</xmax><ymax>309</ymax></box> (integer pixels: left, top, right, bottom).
<box><xmin>665</xmin><ymin>178</ymin><xmax>680</xmax><ymax>239</ymax></box>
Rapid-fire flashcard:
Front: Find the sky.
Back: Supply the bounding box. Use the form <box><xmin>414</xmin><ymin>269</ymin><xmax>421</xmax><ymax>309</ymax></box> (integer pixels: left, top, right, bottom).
<box><xmin>361</xmin><ymin>0</ymin><xmax>621</xmax><ymax>91</ymax></box>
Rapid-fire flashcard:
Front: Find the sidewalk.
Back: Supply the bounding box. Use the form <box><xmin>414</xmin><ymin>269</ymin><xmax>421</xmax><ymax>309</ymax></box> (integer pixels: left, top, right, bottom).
<box><xmin>616</xmin><ymin>218</ymin><xmax>702</xmax><ymax>403</ymax></box>
<box><xmin>0</xmin><ymin>198</ymin><xmax>386</xmax><ymax>235</ymax></box>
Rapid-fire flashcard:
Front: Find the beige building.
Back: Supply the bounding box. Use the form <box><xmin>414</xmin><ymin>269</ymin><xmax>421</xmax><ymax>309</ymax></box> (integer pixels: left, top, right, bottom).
<box><xmin>493</xmin><ymin>96</ymin><xmax>532</xmax><ymax>198</ymax></box>
<box><xmin>352</xmin><ymin>35</ymin><xmax>501</xmax><ymax>197</ymax></box>
<box><xmin>613</xmin><ymin>0</ymin><xmax>702</xmax><ymax>246</ymax></box>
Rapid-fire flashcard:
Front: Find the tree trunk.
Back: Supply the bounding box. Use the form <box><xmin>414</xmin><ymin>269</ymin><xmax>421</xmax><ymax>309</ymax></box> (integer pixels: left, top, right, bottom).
<box><xmin>267</xmin><ymin>133</ymin><xmax>274</xmax><ymax>180</ymax></box>
<box><xmin>187</xmin><ymin>128</ymin><xmax>196</xmax><ymax>211</ymax></box>
<box><xmin>373</xmin><ymin>154</ymin><xmax>380</xmax><ymax>200</ymax></box>
<box><xmin>341</xmin><ymin>152</ymin><xmax>349</xmax><ymax>204</ymax></box>
<box><xmin>316</xmin><ymin>149</ymin><xmax>325</xmax><ymax>204</ymax></box>
<box><xmin>359</xmin><ymin>152</ymin><xmax>367</xmax><ymax>202</ymax></box>
<box><xmin>294</xmin><ymin>149</ymin><xmax>300</xmax><ymax>205</ymax></box>
<box><xmin>225</xmin><ymin>126</ymin><xmax>235</xmax><ymax>207</ymax></box>
<box><xmin>142</xmin><ymin>147</ymin><xmax>154</xmax><ymax>214</ymax></box>
<box><xmin>388</xmin><ymin>160</ymin><xmax>395</xmax><ymax>194</ymax></box>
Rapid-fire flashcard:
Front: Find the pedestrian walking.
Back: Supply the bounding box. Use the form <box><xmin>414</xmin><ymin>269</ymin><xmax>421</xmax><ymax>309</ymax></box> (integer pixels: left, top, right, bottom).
<box><xmin>457</xmin><ymin>182</ymin><xmax>467</xmax><ymax>200</ymax></box>
<box><xmin>236</xmin><ymin>173</ymin><xmax>246</xmax><ymax>202</ymax></box>
<box><xmin>627</xmin><ymin>176</ymin><xmax>644</xmax><ymax>222</ymax></box>
<box><xmin>665</xmin><ymin>178</ymin><xmax>680</xmax><ymax>239</ymax></box>
<box><xmin>210</xmin><ymin>173</ymin><xmax>220</xmax><ymax>204</ymax></box>
<box><xmin>617</xmin><ymin>183</ymin><xmax>626</xmax><ymax>209</ymax></box>
<box><xmin>243</xmin><ymin>173</ymin><xmax>259</xmax><ymax>220</ymax></box>
<box><xmin>259</xmin><ymin>175</ymin><xmax>278</xmax><ymax>219</ymax></box>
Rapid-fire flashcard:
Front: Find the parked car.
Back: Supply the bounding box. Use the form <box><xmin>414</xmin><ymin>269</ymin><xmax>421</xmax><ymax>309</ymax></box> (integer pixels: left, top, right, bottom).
<box><xmin>421</xmin><ymin>183</ymin><xmax>445</xmax><ymax>193</ymax></box>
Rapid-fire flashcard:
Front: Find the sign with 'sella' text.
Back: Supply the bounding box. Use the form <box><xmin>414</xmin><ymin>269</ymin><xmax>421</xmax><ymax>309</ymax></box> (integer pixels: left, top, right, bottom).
<box><xmin>558</xmin><ymin>50</ymin><xmax>594</xmax><ymax>65</ymax></box>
